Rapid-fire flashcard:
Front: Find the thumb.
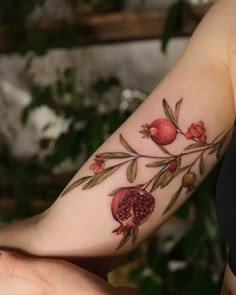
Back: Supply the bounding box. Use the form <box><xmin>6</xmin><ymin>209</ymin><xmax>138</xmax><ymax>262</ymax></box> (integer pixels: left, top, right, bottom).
<box><xmin>0</xmin><ymin>251</ymin><xmax>44</xmax><ymax>284</ymax></box>
<box><xmin>0</xmin><ymin>251</ymin><xmax>44</xmax><ymax>295</ymax></box>
<box><xmin>0</xmin><ymin>251</ymin><xmax>18</xmax><ymax>276</ymax></box>
<box><xmin>0</xmin><ymin>251</ymin><xmax>79</xmax><ymax>286</ymax></box>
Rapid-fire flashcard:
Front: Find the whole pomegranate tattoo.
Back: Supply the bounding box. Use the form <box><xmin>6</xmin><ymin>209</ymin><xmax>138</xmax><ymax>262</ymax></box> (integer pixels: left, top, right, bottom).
<box><xmin>140</xmin><ymin>118</ymin><xmax>177</xmax><ymax>145</ymax></box>
<box><xmin>182</xmin><ymin>172</ymin><xmax>197</xmax><ymax>193</ymax></box>
<box><xmin>60</xmin><ymin>98</ymin><xmax>231</xmax><ymax>250</ymax></box>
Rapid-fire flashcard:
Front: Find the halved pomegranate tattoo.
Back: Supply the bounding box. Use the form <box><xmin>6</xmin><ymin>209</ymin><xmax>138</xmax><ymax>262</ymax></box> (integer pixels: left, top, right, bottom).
<box><xmin>110</xmin><ymin>188</ymin><xmax>155</xmax><ymax>249</ymax></box>
<box><xmin>61</xmin><ymin>98</ymin><xmax>231</xmax><ymax>250</ymax></box>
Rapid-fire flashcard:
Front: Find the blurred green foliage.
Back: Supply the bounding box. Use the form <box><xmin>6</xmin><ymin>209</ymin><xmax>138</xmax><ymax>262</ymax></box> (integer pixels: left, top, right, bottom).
<box><xmin>22</xmin><ymin>67</ymin><xmax>123</xmax><ymax>164</ymax></box>
<box><xmin>0</xmin><ymin>0</ymin><xmax>45</xmax><ymax>24</ymax></box>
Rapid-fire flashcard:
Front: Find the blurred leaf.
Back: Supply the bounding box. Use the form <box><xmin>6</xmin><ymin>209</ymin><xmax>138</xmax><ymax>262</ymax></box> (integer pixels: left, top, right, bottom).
<box><xmin>181</xmin><ymin>267</ymin><xmax>218</xmax><ymax>295</ymax></box>
<box><xmin>61</xmin><ymin>176</ymin><xmax>92</xmax><ymax>197</ymax></box>
<box><xmin>150</xmin><ymin>170</ymin><xmax>168</xmax><ymax>193</ymax></box>
<box><xmin>116</xmin><ymin>227</ymin><xmax>132</xmax><ymax>250</ymax></box>
<box><xmin>82</xmin><ymin>162</ymin><xmax>124</xmax><ymax>189</ymax></box>
<box><xmin>1</xmin><ymin>0</ymin><xmax>45</xmax><ymax>24</ymax></box>
<box><xmin>21</xmin><ymin>86</ymin><xmax>52</xmax><ymax>124</ymax></box>
<box><xmin>161</xmin><ymin>0</ymin><xmax>185</xmax><ymax>53</ymax></box>
<box><xmin>162</xmin><ymin>185</ymin><xmax>182</xmax><ymax>214</ymax></box>
<box><xmin>107</xmin><ymin>110</ymin><xmax>127</xmax><ymax>134</ymax></box>
<box><xmin>146</xmin><ymin>159</ymin><xmax>170</xmax><ymax>168</ymax></box>
<box><xmin>86</xmin><ymin>117</ymin><xmax>104</xmax><ymax>156</ymax></box>
<box><xmin>64</xmin><ymin>67</ymin><xmax>73</xmax><ymax>79</ymax></box>
<box><xmin>126</xmin><ymin>158</ymin><xmax>138</xmax><ymax>183</ymax></box>
<box><xmin>92</xmin><ymin>76</ymin><xmax>120</xmax><ymax>96</ymax></box>
<box><xmin>97</xmin><ymin>152</ymin><xmax>132</xmax><ymax>159</ymax></box>
<box><xmin>162</xmin><ymin>98</ymin><xmax>177</xmax><ymax>127</ymax></box>
<box><xmin>184</xmin><ymin>142</ymin><xmax>206</xmax><ymax>150</ymax></box>
<box><xmin>45</xmin><ymin>128</ymin><xmax>80</xmax><ymax>166</ymax></box>
<box><xmin>175</xmin><ymin>97</ymin><xmax>183</xmax><ymax>122</ymax></box>
<box><xmin>208</xmin><ymin>143</ymin><xmax>221</xmax><ymax>156</ymax></box>
<box><xmin>131</xmin><ymin>226</ymin><xmax>139</xmax><ymax>244</ymax></box>
<box><xmin>138</xmin><ymin>270</ymin><xmax>163</xmax><ymax>295</ymax></box>
<box><xmin>160</xmin><ymin>169</ymin><xmax>176</xmax><ymax>188</ymax></box>
<box><xmin>174</xmin><ymin>165</ymin><xmax>189</xmax><ymax>177</ymax></box>
<box><xmin>199</xmin><ymin>155</ymin><xmax>204</xmax><ymax>175</ymax></box>
<box><xmin>157</xmin><ymin>144</ymin><xmax>172</xmax><ymax>155</ymax></box>
<box><xmin>119</xmin><ymin>134</ymin><xmax>137</xmax><ymax>154</ymax></box>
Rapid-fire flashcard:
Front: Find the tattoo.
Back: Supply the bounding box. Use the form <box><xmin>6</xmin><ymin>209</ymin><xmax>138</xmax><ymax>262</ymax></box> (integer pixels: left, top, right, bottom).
<box><xmin>60</xmin><ymin>98</ymin><xmax>231</xmax><ymax>250</ymax></box>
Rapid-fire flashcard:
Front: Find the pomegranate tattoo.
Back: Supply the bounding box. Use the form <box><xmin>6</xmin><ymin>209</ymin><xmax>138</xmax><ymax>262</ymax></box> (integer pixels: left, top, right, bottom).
<box><xmin>111</xmin><ymin>188</ymin><xmax>155</xmax><ymax>249</ymax></box>
<box><xmin>140</xmin><ymin>118</ymin><xmax>177</xmax><ymax>145</ymax></box>
<box><xmin>60</xmin><ymin>98</ymin><xmax>231</xmax><ymax>250</ymax></box>
<box><xmin>182</xmin><ymin>172</ymin><xmax>197</xmax><ymax>193</ymax></box>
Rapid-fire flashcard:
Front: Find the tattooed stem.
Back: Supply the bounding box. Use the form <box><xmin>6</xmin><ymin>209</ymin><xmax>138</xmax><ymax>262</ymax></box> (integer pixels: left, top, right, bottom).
<box><xmin>187</xmin><ymin>148</ymin><xmax>207</xmax><ymax>173</ymax></box>
<box><xmin>143</xmin><ymin>165</ymin><xmax>167</xmax><ymax>190</ymax></box>
<box><xmin>179</xmin><ymin>141</ymin><xmax>220</xmax><ymax>157</ymax></box>
<box><xmin>136</xmin><ymin>154</ymin><xmax>174</xmax><ymax>160</ymax></box>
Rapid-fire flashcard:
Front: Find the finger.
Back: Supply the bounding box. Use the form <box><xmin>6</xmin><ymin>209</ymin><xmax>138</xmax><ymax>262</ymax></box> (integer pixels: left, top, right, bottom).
<box><xmin>0</xmin><ymin>251</ymin><xmax>44</xmax><ymax>284</ymax></box>
<box><xmin>0</xmin><ymin>251</ymin><xmax>17</xmax><ymax>276</ymax></box>
<box><xmin>0</xmin><ymin>276</ymin><xmax>43</xmax><ymax>295</ymax></box>
<box><xmin>0</xmin><ymin>251</ymin><xmax>76</xmax><ymax>286</ymax></box>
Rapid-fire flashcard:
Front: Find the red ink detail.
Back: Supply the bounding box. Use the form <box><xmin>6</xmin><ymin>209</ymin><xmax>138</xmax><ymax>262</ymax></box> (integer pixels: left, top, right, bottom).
<box><xmin>111</xmin><ymin>187</ymin><xmax>155</xmax><ymax>234</ymax></box>
<box><xmin>89</xmin><ymin>155</ymin><xmax>105</xmax><ymax>174</ymax></box>
<box><xmin>185</xmin><ymin>121</ymin><xmax>206</xmax><ymax>142</ymax></box>
<box><xmin>186</xmin><ymin>184</ymin><xmax>196</xmax><ymax>194</ymax></box>
<box><xmin>139</xmin><ymin>118</ymin><xmax>177</xmax><ymax>145</ymax></box>
<box><xmin>168</xmin><ymin>159</ymin><xmax>178</xmax><ymax>172</ymax></box>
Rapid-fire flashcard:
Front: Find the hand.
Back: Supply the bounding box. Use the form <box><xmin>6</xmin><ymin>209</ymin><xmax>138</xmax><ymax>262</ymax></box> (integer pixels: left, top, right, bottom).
<box><xmin>0</xmin><ymin>251</ymin><xmax>140</xmax><ymax>295</ymax></box>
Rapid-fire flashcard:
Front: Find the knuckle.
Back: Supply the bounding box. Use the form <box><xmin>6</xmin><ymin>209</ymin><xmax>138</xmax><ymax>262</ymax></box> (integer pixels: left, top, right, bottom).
<box><xmin>0</xmin><ymin>251</ymin><xmax>17</xmax><ymax>276</ymax></box>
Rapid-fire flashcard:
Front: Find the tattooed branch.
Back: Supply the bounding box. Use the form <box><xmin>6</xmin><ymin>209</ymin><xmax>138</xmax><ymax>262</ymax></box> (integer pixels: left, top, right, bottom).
<box><xmin>60</xmin><ymin>98</ymin><xmax>230</xmax><ymax>250</ymax></box>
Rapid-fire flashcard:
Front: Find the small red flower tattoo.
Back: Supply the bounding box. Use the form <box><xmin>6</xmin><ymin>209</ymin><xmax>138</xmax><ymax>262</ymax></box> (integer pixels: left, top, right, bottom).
<box><xmin>185</xmin><ymin>121</ymin><xmax>206</xmax><ymax>142</ymax></box>
<box><xmin>168</xmin><ymin>159</ymin><xmax>178</xmax><ymax>172</ymax></box>
<box><xmin>89</xmin><ymin>155</ymin><xmax>105</xmax><ymax>174</ymax></box>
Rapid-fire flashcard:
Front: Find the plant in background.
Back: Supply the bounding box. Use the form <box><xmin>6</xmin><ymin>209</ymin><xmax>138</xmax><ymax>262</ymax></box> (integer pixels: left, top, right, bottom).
<box><xmin>0</xmin><ymin>0</ymin><xmax>46</xmax><ymax>24</ymax></box>
<box><xmin>161</xmin><ymin>0</ymin><xmax>211</xmax><ymax>53</ymax></box>
<box><xmin>21</xmin><ymin>66</ymin><xmax>125</xmax><ymax>167</ymax></box>
<box><xmin>69</xmin><ymin>0</ymin><xmax>124</xmax><ymax>14</ymax></box>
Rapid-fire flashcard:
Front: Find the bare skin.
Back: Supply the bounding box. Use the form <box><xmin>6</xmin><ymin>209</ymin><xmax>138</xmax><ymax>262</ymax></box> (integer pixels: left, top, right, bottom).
<box><xmin>1</xmin><ymin>0</ymin><xmax>236</xmax><ymax>293</ymax></box>
<box><xmin>0</xmin><ymin>251</ymin><xmax>140</xmax><ymax>295</ymax></box>
<box><xmin>221</xmin><ymin>265</ymin><xmax>236</xmax><ymax>295</ymax></box>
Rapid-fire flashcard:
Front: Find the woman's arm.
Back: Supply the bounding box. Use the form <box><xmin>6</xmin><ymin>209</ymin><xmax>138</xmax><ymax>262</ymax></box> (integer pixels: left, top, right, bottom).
<box><xmin>0</xmin><ymin>0</ymin><xmax>234</xmax><ymax>264</ymax></box>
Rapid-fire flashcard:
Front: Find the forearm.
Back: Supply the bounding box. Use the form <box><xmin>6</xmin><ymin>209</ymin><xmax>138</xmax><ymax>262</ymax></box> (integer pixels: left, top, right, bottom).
<box><xmin>0</xmin><ymin>213</ymin><xmax>44</xmax><ymax>252</ymax></box>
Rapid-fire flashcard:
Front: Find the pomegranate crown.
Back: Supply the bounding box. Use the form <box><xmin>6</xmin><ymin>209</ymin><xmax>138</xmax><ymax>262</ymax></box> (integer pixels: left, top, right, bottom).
<box><xmin>139</xmin><ymin>124</ymin><xmax>151</xmax><ymax>138</ymax></box>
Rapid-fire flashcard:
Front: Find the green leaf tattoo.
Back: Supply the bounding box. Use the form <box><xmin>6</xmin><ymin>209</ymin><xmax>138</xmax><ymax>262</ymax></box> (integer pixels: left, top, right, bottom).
<box><xmin>60</xmin><ymin>98</ymin><xmax>232</xmax><ymax>250</ymax></box>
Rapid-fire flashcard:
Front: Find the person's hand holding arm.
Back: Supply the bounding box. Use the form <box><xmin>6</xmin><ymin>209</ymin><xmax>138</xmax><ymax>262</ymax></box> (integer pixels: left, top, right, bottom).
<box><xmin>0</xmin><ymin>0</ymin><xmax>235</xmax><ymax>279</ymax></box>
<box><xmin>0</xmin><ymin>251</ymin><xmax>140</xmax><ymax>295</ymax></box>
